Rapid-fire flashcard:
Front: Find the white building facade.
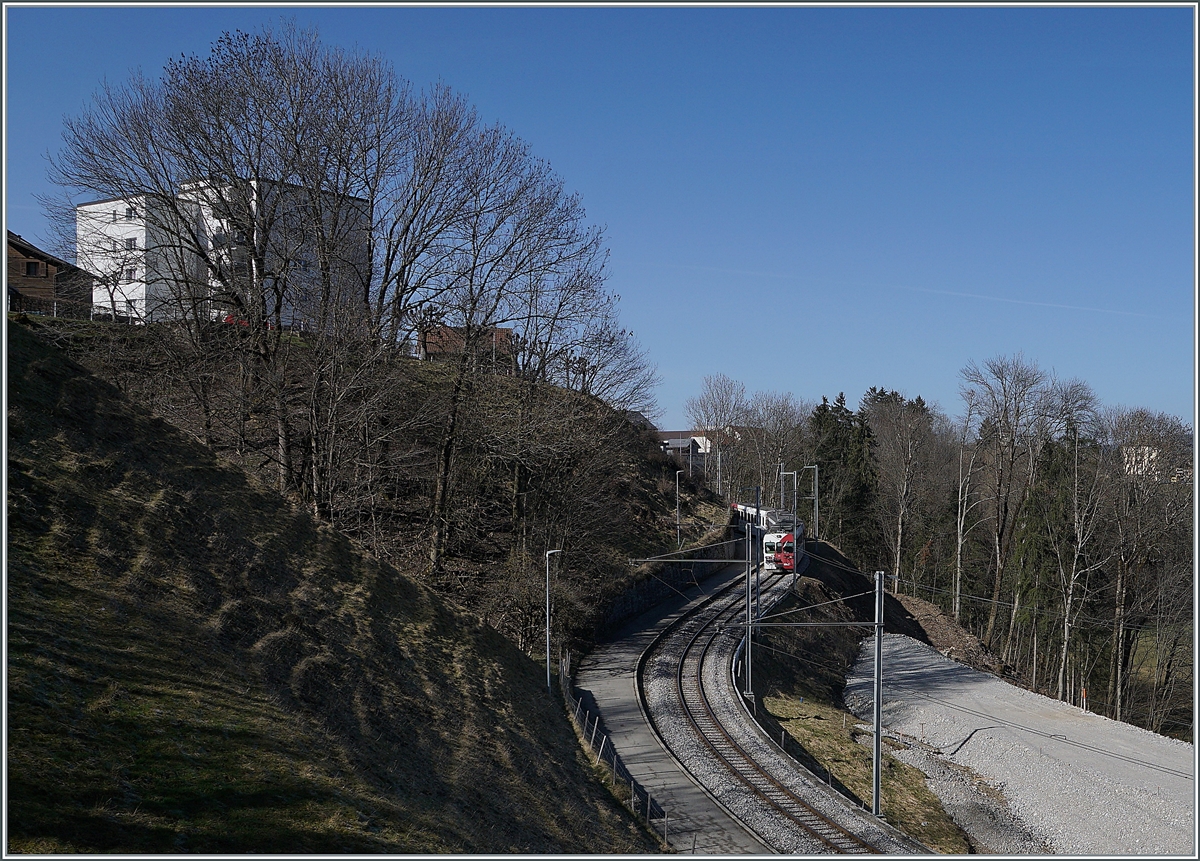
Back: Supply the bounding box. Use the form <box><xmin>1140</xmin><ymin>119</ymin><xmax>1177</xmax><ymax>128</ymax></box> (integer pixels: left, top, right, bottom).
<box><xmin>76</xmin><ymin>181</ymin><xmax>369</xmax><ymax>327</ymax></box>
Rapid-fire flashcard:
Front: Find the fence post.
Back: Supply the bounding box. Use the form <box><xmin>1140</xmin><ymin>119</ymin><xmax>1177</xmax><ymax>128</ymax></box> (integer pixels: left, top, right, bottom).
<box><xmin>588</xmin><ymin>713</ymin><xmax>598</xmax><ymax>748</ymax></box>
<box><xmin>595</xmin><ymin>734</ymin><xmax>607</xmax><ymax>766</ymax></box>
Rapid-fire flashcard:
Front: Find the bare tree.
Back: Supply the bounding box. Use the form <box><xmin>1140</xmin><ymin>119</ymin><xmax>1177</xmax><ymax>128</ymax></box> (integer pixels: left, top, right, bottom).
<box><xmin>48</xmin><ymin>23</ymin><xmax>402</xmax><ymax>496</ymax></box>
<box><xmin>960</xmin><ymin>354</ymin><xmax>1055</xmax><ymax>646</ymax></box>
<box><xmin>1103</xmin><ymin>407</ymin><xmax>1193</xmax><ymax>724</ymax></box>
<box><xmin>950</xmin><ymin>393</ymin><xmax>988</xmax><ymax>622</ymax></box>
<box><xmin>1030</xmin><ymin>380</ymin><xmax>1110</xmax><ymax>700</ymax></box>
<box><xmin>684</xmin><ymin>373</ymin><xmax>748</xmax><ymax>499</ymax></box>
<box><xmin>740</xmin><ymin>390</ymin><xmax>810</xmax><ymax>504</ymax></box>
<box><xmin>426</xmin><ymin>128</ymin><xmax>612</xmax><ymax>573</ymax></box>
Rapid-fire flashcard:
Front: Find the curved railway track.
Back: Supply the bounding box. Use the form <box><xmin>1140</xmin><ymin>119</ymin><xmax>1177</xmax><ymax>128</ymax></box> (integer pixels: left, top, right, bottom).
<box><xmin>640</xmin><ymin>569</ymin><xmax>885</xmax><ymax>854</ymax></box>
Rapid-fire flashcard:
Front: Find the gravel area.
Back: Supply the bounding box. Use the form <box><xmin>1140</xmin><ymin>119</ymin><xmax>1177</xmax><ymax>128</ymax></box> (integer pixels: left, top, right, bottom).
<box><xmin>845</xmin><ymin>634</ymin><xmax>1196</xmax><ymax>855</ymax></box>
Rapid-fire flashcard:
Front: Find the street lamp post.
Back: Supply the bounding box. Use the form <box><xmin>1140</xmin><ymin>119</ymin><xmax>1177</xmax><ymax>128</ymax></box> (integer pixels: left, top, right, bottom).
<box><xmin>545</xmin><ymin>549</ymin><xmax>563</xmax><ymax>694</ymax></box>
<box><xmin>676</xmin><ymin>469</ymin><xmax>684</xmax><ymax>549</ymax></box>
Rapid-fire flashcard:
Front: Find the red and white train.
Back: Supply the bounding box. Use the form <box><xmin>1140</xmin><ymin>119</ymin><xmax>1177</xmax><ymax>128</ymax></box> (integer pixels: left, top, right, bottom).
<box><xmin>730</xmin><ymin>502</ymin><xmax>805</xmax><ymax>573</ymax></box>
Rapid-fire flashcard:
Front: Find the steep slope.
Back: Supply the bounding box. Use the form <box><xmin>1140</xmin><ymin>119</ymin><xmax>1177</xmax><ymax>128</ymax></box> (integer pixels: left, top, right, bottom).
<box><xmin>6</xmin><ymin>319</ymin><xmax>659</xmax><ymax>853</ymax></box>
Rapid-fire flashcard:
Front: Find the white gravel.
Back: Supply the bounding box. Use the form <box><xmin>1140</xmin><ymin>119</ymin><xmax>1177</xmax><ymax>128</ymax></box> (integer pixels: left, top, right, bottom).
<box><xmin>845</xmin><ymin>634</ymin><xmax>1196</xmax><ymax>856</ymax></box>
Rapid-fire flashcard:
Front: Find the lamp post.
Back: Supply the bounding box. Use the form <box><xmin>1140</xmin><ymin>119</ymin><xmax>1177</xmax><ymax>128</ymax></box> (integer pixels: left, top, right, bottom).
<box><xmin>676</xmin><ymin>469</ymin><xmax>684</xmax><ymax>549</ymax></box>
<box><xmin>545</xmin><ymin>549</ymin><xmax>563</xmax><ymax>693</ymax></box>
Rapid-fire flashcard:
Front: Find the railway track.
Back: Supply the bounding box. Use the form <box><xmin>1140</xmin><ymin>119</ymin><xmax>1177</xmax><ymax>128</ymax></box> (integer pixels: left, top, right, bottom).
<box><xmin>639</xmin><ymin>568</ymin><xmax>893</xmax><ymax>854</ymax></box>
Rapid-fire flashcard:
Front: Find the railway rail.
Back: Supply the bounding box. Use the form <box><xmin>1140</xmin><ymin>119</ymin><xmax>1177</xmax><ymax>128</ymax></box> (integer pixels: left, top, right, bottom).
<box><xmin>639</xmin><ymin>568</ymin><xmax>914</xmax><ymax>854</ymax></box>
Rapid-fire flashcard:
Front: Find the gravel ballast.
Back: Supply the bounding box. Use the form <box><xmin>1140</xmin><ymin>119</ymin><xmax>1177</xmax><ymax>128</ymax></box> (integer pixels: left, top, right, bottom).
<box><xmin>845</xmin><ymin>634</ymin><xmax>1195</xmax><ymax>855</ymax></box>
<box><xmin>643</xmin><ymin>575</ymin><xmax>924</xmax><ymax>853</ymax></box>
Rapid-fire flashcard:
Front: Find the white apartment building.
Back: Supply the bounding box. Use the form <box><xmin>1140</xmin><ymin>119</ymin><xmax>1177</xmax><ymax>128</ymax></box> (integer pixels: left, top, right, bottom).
<box><xmin>75</xmin><ymin>194</ymin><xmax>200</xmax><ymax>322</ymax></box>
<box><xmin>76</xmin><ymin>180</ymin><xmax>370</xmax><ymax>326</ymax></box>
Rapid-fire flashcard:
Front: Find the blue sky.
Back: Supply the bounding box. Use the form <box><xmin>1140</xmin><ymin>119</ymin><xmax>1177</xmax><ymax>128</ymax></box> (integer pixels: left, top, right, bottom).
<box><xmin>4</xmin><ymin>4</ymin><xmax>1195</xmax><ymax>429</ymax></box>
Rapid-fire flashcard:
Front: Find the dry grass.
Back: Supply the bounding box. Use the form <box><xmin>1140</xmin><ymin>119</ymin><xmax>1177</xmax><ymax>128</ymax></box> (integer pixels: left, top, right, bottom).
<box><xmin>6</xmin><ymin>318</ymin><xmax>659</xmax><ymax>854</ymax></box>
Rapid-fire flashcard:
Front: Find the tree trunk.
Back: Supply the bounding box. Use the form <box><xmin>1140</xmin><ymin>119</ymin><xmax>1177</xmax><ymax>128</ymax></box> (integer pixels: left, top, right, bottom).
<box><xmin>429</xmin><ymin>352</ymin><xmax>471</xmax><ymax>574</ymax></box>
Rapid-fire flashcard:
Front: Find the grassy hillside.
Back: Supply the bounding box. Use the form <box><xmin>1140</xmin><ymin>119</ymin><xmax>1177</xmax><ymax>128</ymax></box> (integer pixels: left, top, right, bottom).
<box><xmin>6</xmin><ymin>319</ymin><xmax>660</xmax><ymax>853</ymax></box>
<box><xmin>20</xmin><ymin>316</ymin><xmax>721</xmax><ymax>659</ymax></box>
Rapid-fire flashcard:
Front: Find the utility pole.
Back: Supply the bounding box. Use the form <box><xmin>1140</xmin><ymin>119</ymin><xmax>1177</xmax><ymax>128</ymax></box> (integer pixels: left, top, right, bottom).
<box><xmin>744</xmin><ymin>501</ymin><xmax>753</xmax><ymax>701</ymax></box>
<box><xmin>754</xmin><ymin>485</ymin><xmax>761</xmax><ymax>620</ymax></box>
<box><xmin>545</xmin><ymin>549</ymin><xmax>563</xmax><ymax>693</ymax></box>
<box><xmin>813</xmin><ymin>464</ymin><xmax>819</xmax><ymax>542</ymax></box>
<box><xmin>780</xmin><ymin>468</ymin><xmax>799</xmax><ymax>587</ymax></box>
<box><xmin>801</xmin><ymin>464</ymin><xmax>820</xmax><ymax>545</ymax></box>
<box><xmin>676</xmin><ymin>469</ymin><xmax>684</xmax><ymax>549</ymax></box>
<box><xmin>743</xmin><ymin>485</ymin><xmax>761</xmax><ymax>709</ymax></box>
<box><xmin>873</xmin><ymin>570</ymin><xmax>884</xmax><ymax>817</ymax></box>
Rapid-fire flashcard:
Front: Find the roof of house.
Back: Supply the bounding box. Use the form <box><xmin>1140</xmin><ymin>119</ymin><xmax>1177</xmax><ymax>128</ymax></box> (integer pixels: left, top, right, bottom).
<box><xmin>7</xmin><ymin>231</ymin><xmax>71</xmax><ymax>269</ymax></box>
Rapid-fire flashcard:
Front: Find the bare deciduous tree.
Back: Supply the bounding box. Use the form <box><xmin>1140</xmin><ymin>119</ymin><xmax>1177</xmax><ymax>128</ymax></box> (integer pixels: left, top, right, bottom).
<box><xmin>960</xmin><ymin>353</ymin><xmax>1055</xmax><ymax>646</ymax></box>
<box><xmin>684</xmin><ymin>373</ymin><xmax>748</xmax><ymax>499</ymax></box>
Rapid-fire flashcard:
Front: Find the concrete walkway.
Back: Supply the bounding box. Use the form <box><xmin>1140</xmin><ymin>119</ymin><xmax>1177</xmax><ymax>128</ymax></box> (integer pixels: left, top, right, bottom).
<box><xmin>574</xmin><ymin>562</ymin><xmax>773</xmax><ymax>855</ymax></box>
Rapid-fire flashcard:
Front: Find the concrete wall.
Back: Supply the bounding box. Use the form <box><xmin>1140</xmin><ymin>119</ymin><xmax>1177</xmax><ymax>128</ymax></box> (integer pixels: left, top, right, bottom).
<box><xmin>595</xmin><ymin>525</ymin><xmax>741</xmax><ymax>640</ymax></box>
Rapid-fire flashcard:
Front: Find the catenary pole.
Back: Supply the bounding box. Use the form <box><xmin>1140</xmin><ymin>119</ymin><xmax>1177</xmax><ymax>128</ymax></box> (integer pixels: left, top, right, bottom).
<box><xmin>873</xmin><ymin>570</ymin><xmax>884</xmax><ymax>816</ymax></box>
<box><xmin>676</xmin><ymin>469</ymin><xmax>684</xmax><ymax>549</ymax></box>
<box><xmin>744</xmin><ymin>500</ymin><xmax>753</xmax><ymax>700</ymax></box>
<box><xmin>754</xmin><ymin>485</ymin><xmax>761</xmax><ymax>621</ymax></box>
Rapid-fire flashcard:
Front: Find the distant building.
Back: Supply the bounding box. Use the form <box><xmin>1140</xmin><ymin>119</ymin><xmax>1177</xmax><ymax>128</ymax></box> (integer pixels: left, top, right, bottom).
<box><xmin>75</xmin><ymin>180</ymin><xmax>370</xmax><ymax>326</ymax></box>
<box><xmin>417</xmin><ymin>325</ymin><xmax>516</xmax><ymax>373</ymax></box>
<box><xmin>6</xmin><ymin>230</ymin><xmax>93</xmax><ymax>315</ymax></box>
<box><xmin>657</xmin><ymin>431</ymin><xmax>714</xmax><ymax>473</ymax></box>
<box><xmin>623</xmin><ymin>410</ymin><xmax>655</xmax><ymax>430</ymax></box>
<box><xmin>75</xmin><ymin>194</ymin><xmax>191</xmax><ymax>322</ymax></box>
<box><xmin>1122</xmin><ymin>445</ymin><xmax>1160</xmax><ymax>481</ymax></box>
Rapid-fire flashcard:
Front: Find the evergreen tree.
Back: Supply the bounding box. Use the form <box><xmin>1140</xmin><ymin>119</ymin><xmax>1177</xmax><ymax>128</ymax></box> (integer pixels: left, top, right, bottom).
<box><xmin>809</xmin><ymin>393</ymin><xmax>879</xmax><ymax>566</ymax></box>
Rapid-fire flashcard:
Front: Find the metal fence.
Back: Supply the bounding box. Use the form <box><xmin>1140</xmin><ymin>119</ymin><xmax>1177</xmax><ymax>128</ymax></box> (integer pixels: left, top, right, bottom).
<box><xmin>559</xmin><ymin>651</ymin><xmax>671</xmax><ymax>846</ymax></box>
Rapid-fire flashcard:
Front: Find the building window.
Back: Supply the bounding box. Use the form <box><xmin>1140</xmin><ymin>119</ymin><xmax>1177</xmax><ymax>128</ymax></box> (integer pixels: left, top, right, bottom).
<box><xmin>111</xmin><ymin>238</ymin><xmax>119</xmax><ymax>252</ymax></box>
<box><xmin>112</xmin><ymin>210</ymin><xmax>119</xmax><ymax>222</ymax></box>
<box><xmin>125</xmin><ymin>206</ymin><xmax>136</xmax><ymax>220</ymax></box>
<box><xmin>126</xmin><ymin>300</ymin><xmax>137</xmax><ymax>315</ymax></box>
<box><xmin>25</xmin><ymin>261</ymin><xmax>41</xmax><ymax>277</ymax></box>
<box><xmin>125</xmin><ymin>237</ymin><xmax>137</xmax><ymax>250</ymax></box>
<box><xmin>124</xmin><ymin>268</ymin><xmax>137</xmax><ymax>282</ymax></box>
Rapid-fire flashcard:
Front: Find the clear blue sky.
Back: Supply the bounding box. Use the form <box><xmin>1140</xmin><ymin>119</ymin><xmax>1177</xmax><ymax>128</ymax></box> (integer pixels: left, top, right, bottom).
<box><xmin>4</xmin><ymin>4</ymin><xmax>1196</xmax><ymax>429</ymax></box>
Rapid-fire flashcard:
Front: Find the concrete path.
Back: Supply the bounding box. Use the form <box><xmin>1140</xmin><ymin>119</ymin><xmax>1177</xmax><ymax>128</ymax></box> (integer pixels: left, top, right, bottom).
<box><xmin>574</xmin><ymin>562</ymin><xmax>773</xmax><ymax>855</ymax></box>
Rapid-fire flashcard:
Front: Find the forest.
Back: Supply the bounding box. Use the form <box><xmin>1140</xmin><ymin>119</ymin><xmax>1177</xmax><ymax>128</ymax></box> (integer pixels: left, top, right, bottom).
<box><xmin>684</xmin><ymin>364</ymin><xmax>1194</xmax><ymax>739</ymax></box>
